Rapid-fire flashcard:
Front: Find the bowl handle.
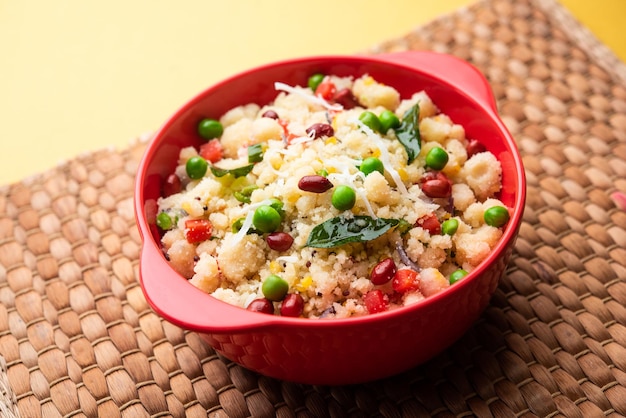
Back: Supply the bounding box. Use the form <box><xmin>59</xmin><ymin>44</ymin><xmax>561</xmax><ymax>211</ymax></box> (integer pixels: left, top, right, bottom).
<box><xmin>138</xmin><ymin>242</ymin><xmax>269</xmax><ymax>332</ymax></box>
<box><xmin>376</xmin><ymin>51</ymin><xmax>497</xmax><ymax>114</ymax></box>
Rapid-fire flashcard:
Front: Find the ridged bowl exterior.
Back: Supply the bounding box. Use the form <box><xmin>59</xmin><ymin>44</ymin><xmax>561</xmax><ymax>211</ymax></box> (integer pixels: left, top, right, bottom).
<box><xmin>134</xmin><ymin>52</ymin><xmax>526</xmax><ymax>385</ymax></box>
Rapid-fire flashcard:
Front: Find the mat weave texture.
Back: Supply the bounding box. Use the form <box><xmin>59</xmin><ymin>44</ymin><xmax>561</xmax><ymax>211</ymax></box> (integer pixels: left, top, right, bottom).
<box><xmin>2</xmin><ymin>0</ymin><xmax>626</xmax><ymax>416</ymax></box>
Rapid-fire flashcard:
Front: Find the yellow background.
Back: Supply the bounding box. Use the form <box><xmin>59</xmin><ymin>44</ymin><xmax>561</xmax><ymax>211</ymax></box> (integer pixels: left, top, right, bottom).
<box><xmin>1</xmin><ymin>0</ymin><xmax>625</xmax><ymax>185</ymax></box>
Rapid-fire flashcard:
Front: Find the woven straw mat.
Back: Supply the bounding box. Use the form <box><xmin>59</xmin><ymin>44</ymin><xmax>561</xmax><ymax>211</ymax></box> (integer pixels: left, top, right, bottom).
<box><xmin>2</xmin><ymin>0</ymin><xmax>626</xmax><ymax>416</ymax></box>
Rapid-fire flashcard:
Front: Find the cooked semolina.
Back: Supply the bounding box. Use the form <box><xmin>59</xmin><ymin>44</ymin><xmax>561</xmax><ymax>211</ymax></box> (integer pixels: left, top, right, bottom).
<box><xmin>156</xmin><ymin>74</ymin><xmax>509</xmax><ymax>318</ymax></box>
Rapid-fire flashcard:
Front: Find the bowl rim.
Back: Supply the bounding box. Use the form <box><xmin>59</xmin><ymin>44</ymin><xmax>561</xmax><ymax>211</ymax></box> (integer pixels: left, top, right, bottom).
<box><xmin>134</xmin><ymin>51</ymin><xmax>527</xmax><ymax>332</ymax></box>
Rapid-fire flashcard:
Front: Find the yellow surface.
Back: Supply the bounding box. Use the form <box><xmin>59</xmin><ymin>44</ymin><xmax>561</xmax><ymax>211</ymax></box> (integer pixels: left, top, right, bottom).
<box><xmin>1</xmin><ymin>0</ymin><xmax>625</xmax><ymax>185</ymax></box>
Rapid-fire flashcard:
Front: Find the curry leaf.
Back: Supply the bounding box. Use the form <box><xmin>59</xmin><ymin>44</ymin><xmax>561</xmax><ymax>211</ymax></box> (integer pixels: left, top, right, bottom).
<box><xmin>305</xmin><ymin>215</ymin><xmax>401</xmax><ymax>248</ymax></box>
<box><xmin>395</xmin><ymin>103</ymin><xmax>421</xmax><ymax>164</ymax></box>
<box><xmin>210</xmin><ymin>164</ymin><xmax>254</xmax><ymax>178</ymax></box>
<box><xmin>247</xmin><ymin>143</ymin><xmax>264</xmax><ymax>163</ymax></box>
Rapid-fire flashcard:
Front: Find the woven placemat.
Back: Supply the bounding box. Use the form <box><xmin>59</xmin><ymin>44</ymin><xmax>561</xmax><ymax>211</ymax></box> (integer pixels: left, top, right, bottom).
<box><xmin>2</xmin><ymin>0</ymin><xmax>626</xmax><ymax>416</ymax></box>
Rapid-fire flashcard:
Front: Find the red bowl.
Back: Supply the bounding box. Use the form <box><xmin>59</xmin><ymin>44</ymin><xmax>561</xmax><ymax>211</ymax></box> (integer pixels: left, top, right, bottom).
<box><xmin>134</xmin><ymin>51</ymin><xmax>526</xmax><ymax>385</ymax></box>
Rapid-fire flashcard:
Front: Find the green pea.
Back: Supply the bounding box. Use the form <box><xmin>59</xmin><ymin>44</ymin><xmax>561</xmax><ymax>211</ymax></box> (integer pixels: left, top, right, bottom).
<box><xmin>359</xmin><ymin>157</ymin><xmax>384</xmax><ymax>176</ymax></box>
<box><xmin>262</xmin><ymin>274</ymin><xmax>289</xmax><ymax>301</ymax></box>
<box><xmin>449</xmin><ymin>269</ymin><xmax>468</xmax><ymax>284</ymax></box>
<box><xmin>425</xmin><ymin>147</ymin><xmax>449</xmax><ymax>170</ymax></box>
<box><xmin>197</xmin><ymin>118</ymin><xmax>224</xmax><ymax>140</ymax></box>
<box><xmin>308</xmin><ymin>73</ymin><xmax>325</xmax><ymax>91</ymax></box>
<box><xmin>378</xmin><ymin>110</ymin><xmax>400</xmax><ymax>133</ymax></box>
<box><xmin>331</xmin><ymin>185</ymin><xmax>356</xmax><ymax>211</ymax></box>
<box><xmin>156</xmin><ymin>212</ymin><xmax>173</xmax><ymax>230</ymax></box>
<box><xmin>484</xmin><ymin>206</ymin><xmax>510</xmax><ymax>227</ymax></box>
<box><xmin>358</xmin><ymin>111</ymin><xmax>382</xmax><ymax>133</ymax></box>
<box><xmin>317</xmin><ymin>168</ymin><xmax>329</xmax><ymax>177</ymax></box>
<box><xmin>252</xmin><ymin>205</ymin><xmax>282</xmax><ymax>233</ymax></box>
<box><xmin>441</xmin><ymin>218</ymin><xmax>459</xmax><ymax>235</ymax></box>
<box><xmin>186</xmin><ymin>156</ymin><xmax>208</xmax><ymax>179</ymax></box>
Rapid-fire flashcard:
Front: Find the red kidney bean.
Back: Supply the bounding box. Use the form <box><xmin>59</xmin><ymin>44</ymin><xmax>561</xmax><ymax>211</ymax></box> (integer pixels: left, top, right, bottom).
<box><xmin>247</xmin><ymin>298</ymin><xmax>274</xmax><ymax>314</ymax></box>
<box><xmin>415</xmin><ymin>213</ymin><xmax>441</xmax><ymax>235</ymax></box>
<box><xmin>266</xmin><ymin>232</ymin><xmax>294</xmax><ymax>252</ymax></box>
<box><xmin>422</xmin><ymin>179</ymin><xmax>452</xmax><ymax>198</ymax></box>
<box><xmin>163</xmin><ymin>173</ymin><xmax>182</xmax><ymax>197</ymax></box>
<box><xmin>298</xmin><ymin>175</ymin><xmax>333</xmax><ymax>193</ymax></box>
<box><xmin>421</xmin><ymin>172</ymin><xmax>452</xmax><ymax>198</ymax></box>
<box><xmin>305</xmin><ymin>123</ymin><xmax>334</xmax><ymax>139</ymax></box>
<box><xmin>466</xmin><ymin>139</ymin><xmax>486</xmax><ymax>158</ymax></box>
<box><xmin>370</xmin><ymin>257</ymin><xmax>397</xmax><ymax>285</ymax></box>
<box><xmin>280</xmin><ymin>293</ymin><xmax>304</xmax><ymax>317</ymax></box>
<box><xmin>333</xmin><ymin>88</ymin><xmax>360</xmax><ymax>109</ymax></box>
<box><xmin>262</xmin><ymin>110</ymin><xmax>279</xmax><ymax>119</ymax></box>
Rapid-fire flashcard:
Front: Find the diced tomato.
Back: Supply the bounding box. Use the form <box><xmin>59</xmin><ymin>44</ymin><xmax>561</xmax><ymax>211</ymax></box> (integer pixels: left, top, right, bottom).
<box><xmin>199</xmin><ymin>140</ymin><xmax>223</xmax><ymax>163</ymax></box>
<box><xmin>392</xmin><ymin>269</ymin><xmax>420</xmax><ymax>293</ymax></box>
<box><xmin>364</xmin><ymin>290</ymin><xmax>388</xmax><ymax>314</ymax></box>
<box><xmin>278</xmin><ymin>118</ymin><xmax>289</xmax><ymax>131</ymax></box>
<box><xmin>286</xmin><ymin>133</ymin><xmax>299</xmax><ymax>144</ymax></box>
<box><xmin>314</xmin><ymin>79</ymin><xmax>336</xmax><ymax>101</ymax></box>
<box><xmin>278</xmin><ymin>118</ymin><xmax>298</xmax><ymax>144</ymax></box>
<box><xmin>185</xmin><ymin>219</ymin><xmax>212</xmax><ymax>243</ymax></box>
<box><xmin>415</xmin><ymin>213</ymin><xmax>441</xmax><ymax>235</ymax></box>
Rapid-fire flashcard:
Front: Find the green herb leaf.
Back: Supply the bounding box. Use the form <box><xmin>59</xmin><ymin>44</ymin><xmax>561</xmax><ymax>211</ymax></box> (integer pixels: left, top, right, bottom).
<box><xmin>396</xmin><ymin>218</ymin><xmax>412</xmax><ymax>235</ymax></box>
<box><xmin>247</xmin><ymin>143</ymin><xmax>264</xmax><ymax>163</ymax></box>
<box><xmin>305</xmin><ymin>215</ymin><xmax>401</xmax><ymax>248</ymax></box>
<box><xmin>233</xmin><ymin>184</ymin><xmax>258</xmax><ymax>203</ymax></box>
<box><xmin>395</xmin><ymin>103</ymin><xmax>421</xmax><ymax>164</ymax></box>
<box><xmin>233</xmin><ymin>191</ymin><xmax>251</xmax><ymax>203</ymax></box>
<box><xmin>210</xmin><ymin>164</ymin><xmax>254</xmax><ymax>178</ymax></box>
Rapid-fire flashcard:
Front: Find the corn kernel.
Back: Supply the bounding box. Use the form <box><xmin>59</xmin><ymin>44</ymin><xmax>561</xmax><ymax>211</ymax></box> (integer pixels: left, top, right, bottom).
<box><xmin>296</xmin><ymin>276</ymin><xmax>313</xmax><ymax>292</ymax></box>
<box><xmin>269</xmin><ymin>154</ymin><xmax>283</xmax><ymax>170</ymax></box>
<box><xmin>363</xmin><ymin>76</ymin><xmax>375</xmax><ymax>86</ymax></box>
<box><xmin>397</xmin><ymin>167</ymin><xmax>408</xmax><ymax>181</ymax></box>
<box><xmin>325</xmin><ymin>136</ymin><xmax>337</xmax><ymax>145</ymax></box>
<box><xmin>269</xmin><ymin>261</ymin><xmax>281</xmax><ymax>274</ymax></box>
<box><xmin>372</xmin><ymin>148</ymin><xmax>381</xmax><ymax>158</ymax></box>
<box><xmin>286</xmin><ymin>193</ymin><xmax>299</xmax><ymax>204</ymax></box>
<box><xmin>444</xmin><ymin>163</ymin><xmax>461</xmax><ymax>177</ymax></box>
<box><xmin>434</xmin><ymin>270</ymin><xmax>447</xmax><ymax>286</ymax></box>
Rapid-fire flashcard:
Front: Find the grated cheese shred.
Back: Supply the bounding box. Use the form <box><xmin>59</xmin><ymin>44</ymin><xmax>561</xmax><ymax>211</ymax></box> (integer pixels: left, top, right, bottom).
<box><xmin>351</xmin><ymin>118</ymin><xmax>410</xmax><ymax>196</ymax></box>
<box><xmin>274</xmin><ymin>82</ymin><xmax>343</xmax><ymax>112</ymax></box>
